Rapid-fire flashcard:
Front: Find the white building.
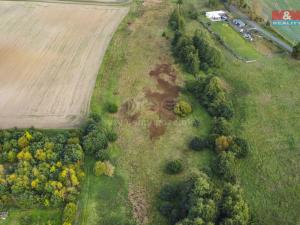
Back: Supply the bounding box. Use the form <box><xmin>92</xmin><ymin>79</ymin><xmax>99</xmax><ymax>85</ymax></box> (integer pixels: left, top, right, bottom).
<box><xmin>206</xmin><ymin>10</ymin><xmax>227</xmax><ymax>21</ymax></box>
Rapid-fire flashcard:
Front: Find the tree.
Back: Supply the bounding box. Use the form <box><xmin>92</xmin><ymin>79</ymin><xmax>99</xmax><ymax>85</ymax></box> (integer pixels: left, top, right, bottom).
<box><xmin>174</xmin><ymin>100</ymin><xmax>192</xmax><ymax>117</ymax></box>
<box><xmin>292</xmin><ymin>42</ymin><xmax>300</xmax><ymax>59</ymax></box>
<box><xmin>212</xmin><ymin>117</ymin><xmax>231</xmax><ymax>136</ymax></box>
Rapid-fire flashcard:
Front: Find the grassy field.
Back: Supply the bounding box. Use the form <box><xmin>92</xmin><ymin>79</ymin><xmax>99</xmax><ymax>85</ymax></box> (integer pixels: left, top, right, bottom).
<box><xmin>86</xmin><ymin>0</ymin><xmax>214</xmax><ymax>224</ymax></box>
<box><xmin>210</xmin><ymin>22</ymin><xmax>261</xmax><ymax>60</ymax></box>
<box><xmin>0</xmin><ymin>209</ymin><xmax>61</xmax><ymax>225</ymax></box>
<box><xmin>259</xmin><ymin>0</ymin><xmax>300</xmax><ymax>44</ymax></box>
<box><xmin>221</xmin><ymin>54</ymin><xmax>300</xmax><ymax>225</ymax></box>
<box><xmin>81</xmin><ymin>0</ymin><xmax>300</xmax><ymax>225</ymax></box>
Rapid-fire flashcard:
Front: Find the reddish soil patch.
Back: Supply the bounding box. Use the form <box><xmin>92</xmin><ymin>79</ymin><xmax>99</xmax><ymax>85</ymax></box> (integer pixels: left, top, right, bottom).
<box><xmin>146</xmin><ymin>63</ymin><xmax>179</xmax><ymax>121</ymax></box>
<box><xmin>146</xmin><ymin>63</ymin><xmax>180</xmax><ymax>138</ymax></box>
<box><xmin>149</xmin><ymin>121</ymin><xmax>166</xmax><ymax>139</ymax></box>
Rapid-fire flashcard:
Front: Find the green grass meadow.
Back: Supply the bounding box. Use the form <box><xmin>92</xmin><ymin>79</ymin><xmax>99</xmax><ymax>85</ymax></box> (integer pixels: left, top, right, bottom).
<box><xmin>0</xmin><ymin>209</ymin><xmax>61</xmax><ymax>225</ymax></box>
<box><xmin>77</xmin><ymin>0</ymin><xmax>300</xmax><ymax>224</ymax></box>
<box><xmin>210</xmin><ymin>22</ymin><xmax>261</xmax><ymax>60</ymax></box>
<box><xmin>83</xmin><ymin>1</ymin><xmax>214</xmax><ymax>224</ymax></box>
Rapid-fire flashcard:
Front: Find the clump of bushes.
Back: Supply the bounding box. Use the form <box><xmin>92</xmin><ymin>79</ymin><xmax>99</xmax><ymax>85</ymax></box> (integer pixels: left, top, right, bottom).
<box><xmin>106</xmin><ymin>130</ymin><xmax>118</xmax><ymax>142</ymax></box>
<box><xmin>94</xmin><ymin>161</ymin><xmax>115</xmax><ymax>177</ymax></box>
<box><xmin>187</xmin><ymin>76</ymin><xmax>233</xmax><ymax>119</ymax></box>
<box><xmin>213</xmin><ymin>151</ymin><xmax>236</xmax><ymax>182</ymax></box>
<box><xmin>174</xmin><ymin>100</ymin><xmax>192</xmax><ymax>117</ymax></box>
<box><xmin>106</xmin><ymin>102</ymin><xmax>118</xmax><ymax>113</ymax></box>
<box><xmin>158</xmin><ymin>172</ymin><xmax>250</xmax><ymax>225</ymax></box>
<box><xmin>165</xmin><ymin>159</ymin><xmax>184</xmax><ymax>174</ymax></box>
<box><xmin>169</xmin><ymin>8</ymin><xmax>185</xmax><ymax>31</ymax></box>
<box><xmin>189</xmin><ymin>137</ymin><xmax>209</xmax><ymax>151</ymax></box>
<box><xmin>62</xmin><ymin>202</ymin><xmax>77</xmax><ymax>225</ymax></box>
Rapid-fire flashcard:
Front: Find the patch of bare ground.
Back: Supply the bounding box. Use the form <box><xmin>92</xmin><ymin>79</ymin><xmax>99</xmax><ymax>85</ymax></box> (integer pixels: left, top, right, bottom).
<box><xmin>145</xmin><ymin>63</ymin><xmax>180</xmax><ymax>136</ymax></box>
<box><xmin>128</xmin><ymin>183</ymin><xmax>149</xmax><ymax>225</ymax></box>
<box><xmin>0</xmin><ymin>1</ymin><xmax>128</xmax><ymax>129</ymax></box>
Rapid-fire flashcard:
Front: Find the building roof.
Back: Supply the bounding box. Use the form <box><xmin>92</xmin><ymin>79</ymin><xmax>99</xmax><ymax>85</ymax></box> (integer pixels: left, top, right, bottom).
<box><xmin>206</xmin><ymin>10</ymin><xmax>226</xmax><ymax>19</ymax></box>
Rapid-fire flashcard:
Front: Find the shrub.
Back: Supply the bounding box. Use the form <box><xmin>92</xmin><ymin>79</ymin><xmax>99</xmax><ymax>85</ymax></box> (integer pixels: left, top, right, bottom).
<box><xmin>214</xmin><ymin>152</ymin><xmax>236</xmax><ymax>182</ymax></box>
<box><xmin>159</xmin><ymin>184</ymin><xmax>179</xmax><ymax>201</ymax></box>
<box><xmin>211</xmin><ymin>117</ymin><xmax>231</xmax><ymax>136</ymax></box>
<box><xmin>106</xmin><ymin>130</ymin><xmax>118</xmax><ymax>142</ymax></box>
<box><xmin>82</xmin><ymin>131</ymin><xmax>108</xmax><ymax>154</ymax></box>
<box><xmin>96</xmin><ymin>150</ymin><xmax>110</xmax><ymax>161</ymax></box>
<box><xmin>89</xmin><ymin>113</ymin><xmax>101</xmax><ymax>122</ymax></box>
<box><xmin>165</xmin><ymin>160</ymin><xmax>183</xmax><ymax>174</ymax></box>
<box><xmin>106</xmin><ymin>102</ymin><xmax>118</xmax><ymax>113</ymax></box>
<box><xmin>189</xmin><ymin>137</ymin><xmax>209</xmax><ymax>151</ymax></box>
<box><xmin>63</xmin><ymin>202</ymin><xmax>77</xmax><ymax>224</ymax></box>
<box><xmin>229</xmin><ymin>137</ymin><xmax>249</xmax><ymax>158</ymax></box>
<box><xmin>215</xmin><ymin>136</ymin><xmax>233</xmax><ymax>152</ymax></box>
<box><xmin>159</xmin><ymin>202</ymin><xmax>174</xmax><ymax>217</ymax></box>
<box><xmin>192</xmin><ymin>119</ymin><xmax>201</xmax><ymax>128</ymax></box>
<box><xmin>94</xmin><ymin>161</ymin><xmax>115</xmax><ymax>177</ymax></box>
<box><xmin>169</xmin><ymin>8</ymin><xmax>185</xmax><ymax>31</ymax></box>
<box><xmin>174</xmin><ymin>100</ymin><xmax>192</xmax><ymax>117</ymax></box>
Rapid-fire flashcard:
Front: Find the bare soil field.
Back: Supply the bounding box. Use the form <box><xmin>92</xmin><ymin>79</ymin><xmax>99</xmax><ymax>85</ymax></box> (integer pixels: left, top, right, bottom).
<box><xmin>0</xmin><ymin>1</ymin><xmax>128</xmax><ymax>129</ymax></box>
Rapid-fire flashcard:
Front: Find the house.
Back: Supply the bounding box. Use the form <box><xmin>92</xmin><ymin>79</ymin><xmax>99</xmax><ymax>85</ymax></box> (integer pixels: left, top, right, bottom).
<box><xmin>233</xmin><ymin>19</ymin><xmax>246</xmax><ymax>27</ymax></box>
<box><xmin>0</xmin><ymin>212</ymin><xmax>8</xmax><ymax>220</ymax></box>
<box><xmin>206</xmin><ymin>10</ymin><xmax>227</xmax><ymax>21</ymax></box>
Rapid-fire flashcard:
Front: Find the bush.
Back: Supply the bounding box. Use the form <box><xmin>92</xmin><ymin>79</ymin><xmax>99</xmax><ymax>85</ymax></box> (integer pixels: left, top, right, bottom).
<box><xmin>189</xmin><ymin>137</ymin><xmax>209</xmax><ymax>151</ymax></box>
<box><xmin>211</xmin><ymin>117</ymin><xmax>231</xmax><ymax>136</ymax></box>
<box><xmin>82</xmin><ymin>131</ymin><xmax>108</xmax><ymax>154</ymax></box>
<box><xmin>159</xmin><ymin>184</ymin><xmax>179</xmax><ymax>201</ymax></box>
<box><xmin>94</xmin><ymin>161</ymin><xmax>115</xmax><ymax>177</ymax></box>
<box><xmin>63</xmin><ymin>202</ymin><xmax>77</xmax><ymax>224</ymax></box>
<box><xmin>169</xmin><ymin>8</ymin><xmax>185</xmax><ymax>31</ymax></box>
<box><xmin>174</xmin><ymin>100</ymin><xmax>192</xmax><ymax>117</ymax></box>
<box><xmin>214</xmin><ymin>152</ymin><xmax>236</xmax><ymax>182</ymax></box>
<box><xmin>106</xmin><ymin>102</ymin><xmax>118</xmax><ymax>113</ymax></box>
<box><xmin>96</xmin><ymin>150</ymin><xmax>110</xmax><ymax>161</ymax></box>
<box><xmin>229</xmin><ymin>137</ymin><xmax>249</xmax><ymax>158</ymax></box>
<box><xmin>106</xmin><ymin>130</ymin><xmax>118</xmax><ymax>142</ymax></box>
<box><xmin>215</xmin><ymin>136</ymin><xmax>233</xmax><ymax>152</ymax></box>
<box><xmin>165</xmin><ymin>160</ymin><xmax>184</xmax><ymax>174</ymax></box>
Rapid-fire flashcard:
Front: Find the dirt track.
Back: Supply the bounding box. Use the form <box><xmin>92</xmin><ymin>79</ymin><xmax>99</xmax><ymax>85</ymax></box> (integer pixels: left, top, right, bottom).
<box><xmin>0</xmin><ymin>1</ymin><xmax>128</xmax><ymax>129</ymax></box>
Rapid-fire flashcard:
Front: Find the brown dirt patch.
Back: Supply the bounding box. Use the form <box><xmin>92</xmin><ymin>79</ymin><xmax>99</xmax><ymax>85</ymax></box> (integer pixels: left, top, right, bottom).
<box><xmin>145</xmin><ymin>63</ymin><xmax>180</xmax><ymax>138</ymax></box>
<box><xmin>149</xmin><ymin>121</ymin><xmax>166</xmax><ymax>139</ymax></box>
<box><xmin>128</xmin><ymin>183</ymin><xmax>149</xmax><ymax>225</ymax></box>
<box><xmin>146</xmin><ymin>64</ymin><xmax>179</xmax><ymax>120</ymax></box>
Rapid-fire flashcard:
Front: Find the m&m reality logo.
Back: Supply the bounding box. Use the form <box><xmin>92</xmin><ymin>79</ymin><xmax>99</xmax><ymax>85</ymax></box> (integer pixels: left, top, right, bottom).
<box><xmin>272</xmin><ymin>10</ymin><xmax>300</xmax><ymax>26</ymax></box>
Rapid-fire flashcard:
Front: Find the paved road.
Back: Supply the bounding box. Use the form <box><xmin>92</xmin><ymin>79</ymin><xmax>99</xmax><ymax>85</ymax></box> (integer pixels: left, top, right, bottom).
<box><xmin>229</xmin><ymin>5</ymin><xmax>293</xmax><ymax>53</ymax></box>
